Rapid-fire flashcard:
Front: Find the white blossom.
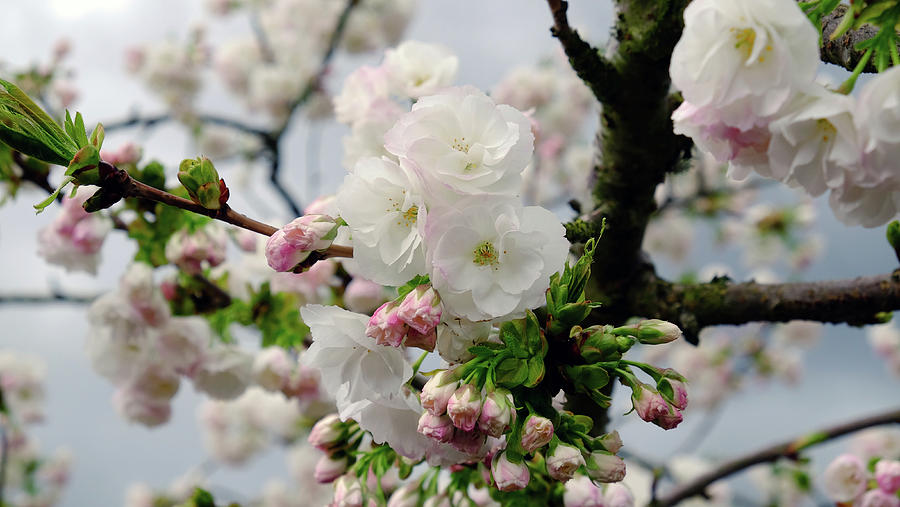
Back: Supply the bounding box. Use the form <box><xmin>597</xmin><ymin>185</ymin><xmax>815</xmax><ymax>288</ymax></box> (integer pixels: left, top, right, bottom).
<box><xmin>192</xmin><ymin>344</ymin><xmax>253</xmax><ymax>400</ymax></box>
<box><xmin>426</xmin><ymin>200</ymin><xmax>569</xmax><ymax>321</ymax></box>
<box><xmin>384</xmin><ymin>86</ymin><xmax>534</xmax><ymax>202</ymax></box>
<box><xmin>336</xmin><ymin>157</ymin><xmax>428</xmax><ymax>285</ymax></box>
<box><xmin>383</xmin><ymin>41</ymin><xmax>458</xmax><ymax>98</ymax></box>
<box><xmin>670</xmin><ymin>0</ymin><xmax>818</xmax><ymax>130</ymax></box>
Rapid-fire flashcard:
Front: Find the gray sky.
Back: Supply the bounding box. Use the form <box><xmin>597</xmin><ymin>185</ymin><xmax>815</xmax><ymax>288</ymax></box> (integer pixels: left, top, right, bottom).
<box><xmin>1</xmin><ymin>1</ymin><xmax>898</xmax><ymax>506</ymax></box>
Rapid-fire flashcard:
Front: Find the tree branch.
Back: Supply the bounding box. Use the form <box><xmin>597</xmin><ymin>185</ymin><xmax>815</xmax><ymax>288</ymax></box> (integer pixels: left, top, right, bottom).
<box><xmin>0</xmin><ymin>293</ymin><xmax>97</xmax><ymax>305</ymax></box>
<box><xmin>652</xmin><ymin>407</ymin><xmax>900</xmax><ymax>506</ymax></box>
<box><xmin>104</xmin><ymin>112</ymin><xmax>270</xmax><ymax>138</ymax></box>
<box><xmin>544</xmin><ymin>0</ymin><xmax>617</xmax><ymax>103</ymax></box>
<box><xmin>817</xmin><ymin>4</ymin><xmax>895</xmax><ymax>73</ymax></box>
<box><xmin>626</xmin><ymin>270</ymin><xmax>900</xmax><ymax>343</ymax></box>
<box><xmin>92</xmin><ymin>161</ymin><xmax>353</xmax><ymax>259</ymax></box>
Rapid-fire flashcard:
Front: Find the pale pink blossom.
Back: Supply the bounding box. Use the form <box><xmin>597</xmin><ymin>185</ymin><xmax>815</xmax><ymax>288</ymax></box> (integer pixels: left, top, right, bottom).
<box><xmin>823</xmin><ymin>454</ymin><xmax>868</xmax><ymax>503</ymax></box>
<box><xmin>315</xmin><ymin>455</ymin><xmax>349</xmax><ymax>484</ymax></box>
<box><xmin>344</xmin><ymin>277</ymin><xmax>386</xmax><ymax>313</ymax></box>
<box><xmin>876</xmin><ymin>459</ymin><xmax>900</xmax><ymax>494</ymax></box>
<box><xmin>417</xmin><ymin>411</ymin><xmax>455</xmax><ymax>443</ymax></box>
<box><xmin>265</xmin><ymin>215</ymin><xmax>338</xmax><ymax>272</ymax></box>
<box><xmin>586</xmin><ymin>452</ymin><xmax>626</xmax><ymax>483</ymax></box>
<box><xmin>366</xmin><ymin>301</ymin><xmax>409</xmax><ymax>347</ymax></box>
<box><xmin>860</xmin><ymin>489</ymin><xmax>900</xmax><ymax>507</ymax></box>
<box><xmin>521</xmin><ymin>415</ymin><xmax>554</xmax><ymax>453</ymax></box>
<box><xmin>492</xmin><ymin>451</ymin><xmax>530</xmax><ymax>491</ymax></box>
<box><xmin>447</xmin><ymin>383</ymin><xmax>482</xmax><ymax>432</ymax></box>
<box><xmin>547</xmin><ymin>444</ymin><xmax>586</xmax><ymax>482</ymax></box>
<box><xmin>421</xmin><ymin>370</ymin><xmax>459</xmax><ymax>415</ymax></box>
<box><xmin>397</xmin><ymin>285</ymin><xmax>442</xmax><ymax>335</ymax></box>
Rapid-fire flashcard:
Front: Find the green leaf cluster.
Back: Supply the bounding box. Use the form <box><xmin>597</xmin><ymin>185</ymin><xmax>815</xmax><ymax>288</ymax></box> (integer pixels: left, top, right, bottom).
<box><xmin>465</xmin><ymin>310</ymin><xmax>548</xmax><ymax>389</ymax></box>
<box><xmin>545</xmin><ymin>237</ymin><xmax>601</xmax><ymax>338</ymax></box>
<box><xmin>129</xmin><ymin>202</ymin><xmax>210</xmax><ymax>267</ymax></box>
<box><xmin>205</xmin><ymin>282</ymin><xmax>309</xmax><ymax>350</ymax></box>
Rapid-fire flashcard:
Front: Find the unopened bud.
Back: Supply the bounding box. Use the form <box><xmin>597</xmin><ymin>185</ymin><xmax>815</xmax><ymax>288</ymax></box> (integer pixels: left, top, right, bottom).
<box><xmin>585</xmin><ymin>451</ymin><xmax>626</xmax><ymax>483</ymax></box>
<box><xmin>546</xmin><ymin>444</ymin><xmax>585</xmax><ymax>482</ymax></box>
<box><xmin>619</xmin><ymin>319</ymin><xmax>682</xmax><ymax>345</ymax></box>
<box><xmin>421</xmin><ymin>369</ymin><xmax>459</xmax><ymax>415</ymax></box>
<box><xmin>491</xmin><ymin>451</ymin><xmax>530</xmax><ymax>492</ymax></box>
<box><xmin>478</xmin><ymin>388</ymin><xmax>515</xmax><ymax>438</ymax></box>
<box><xmin>178</xmin><ymin>156</ymin><xmax>226</xmax><ymax>209</ymax></box>
<box><xmin>521</xmin><ymin>415</ymin><xmax>554</xmax><ymax>453</ymax></box>
<box><xmin>597</xmin><ymin>430</ymin><xmax>623</xmax><ymax>454</ymax></box>
<box><xmin>417</xmin><ymin>411</ymin><xmax>455</xmax><ymax>443</ymax></box>
<box><xmin>397</xmin><ymin>284</ymin><xmax>442</xmax><ymax>336</ymax></box>
<box><xmin>264</xmin><ymin>215</ymin><xmax>338</xmax><ymax>272</ymax></box>
<box><xmin>366</xmin><ymin>301</ymin><xmax>408</xmax><ymax>347</ymax></box>
<box><xmin>314</xmin><ymin>454</ymin><xmax>348</xmax><ymax>483</ymax></box>
<box><xmin>308</xmin><ymin>414</ymin><xmax>346</xmax><ymax>452</ymax></box>
<box><xmin>447</xmin><ymin>383</ymin><xmax>482</xmax><ymax>432</ymax></box>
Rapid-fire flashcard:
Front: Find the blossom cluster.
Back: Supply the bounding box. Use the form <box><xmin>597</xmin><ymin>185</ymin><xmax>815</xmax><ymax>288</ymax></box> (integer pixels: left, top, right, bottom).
<box><xmin>86</xmin><ymin>263</ymin><xmax>255</xmax><ymax>426</ymax></box>
<box><xmin>867</xmin><ymin>320</ymin><xmax>900</xmax><ymax>377</ymax></box>
<box><xmin>37</xmin><ymin>185</ymin><xmax>112</xmax><ymax>274</ymax></box>
<box><xmin>0</xmin><ymin>351</ymin><xmax>73</xmax><ymax>507</ymax></box>
<box><xmin>671</xmin><ymin>0</ymin><xmax>900</xmax><ymax>227</ymax></box>
<box><xmin>823</xmin><ymin>453</ymin><xmax>900</xmax><ymax>505</ymax></box>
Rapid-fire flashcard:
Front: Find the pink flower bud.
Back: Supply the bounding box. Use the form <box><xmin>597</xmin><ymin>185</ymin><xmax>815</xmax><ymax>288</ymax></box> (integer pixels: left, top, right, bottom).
<box><xmin>450</xmin><ymin>428</ymin><xmax>487</xmax><ymax>456</ymax></box>
<box><xmin>859</xmin><ymin>489</ymin><xmax>900</xmax><ymax>507</ymax></box>
<box><xmin>366</xmin><ymin>301</ymin><xmax>409</xmax><ymax>347</ymax></box>
<box><xmin>562</xmin><ymin>475</ymin><xmax>604</xmax><ymax>507</ymax></box>
<box><xmin>417</xmin><ymin>411</ymin><xmax>455</xmax><ymax>443</ymax></box>
<box><xmin>547</xmin><ymin>444</ymin><xmax>585</xmax><ymax>482</ymax></box>
<box><xmin>823</xmin><ymin>454</ymin><xmax>868</xmax><ymax>502</ymax></box>
<box><xmin>265</xmin><ymin>215</ymin><xmax>337</xmax><ymax>272</ymax></box>
<box><xmin>491</xmin><ymin>451</ymin><xmax>530</xmax><ymax>492</ymax></box>
<box><xmin>235</xmin><ymin>229</ymin><xmax>258</xmax><ymax>252</ymax></box>
<box><xmin>344</xmin><ymin>277</ymin><xmax>386</xmax><ymax>313</ymax></box>
<box><xmin>387</xmin><ymin>483</ymin><xmax>419</xmax><ymax>507</ymax></box>
<box><xmin>632</xmin><ymin>384</ymin><xmax>683</xmax><ymax>430</ymax></box>
<box><xmin>315</xmin><ymin>454</ymin><xmax>348</xmax><ymax>484</ymax></box>
<box><xmin>597</xmin><ymin>430</ymin><xmax>623</xmax><ymax>454</ymax></box>
<box><xmin>521</xmin><ymin>415</ymin><xmax>554</xmax><ymax>453</ymax></box>
<box><xmin>404</xmin><ymin>328</ymin><xmax>437</xmax><ymax>352</ymax></box>
<box><xmin>397</xmin><ymin>285</ymin><xmax>442</xmax><ymax>335</ymax></box>
<box><xmin>282</xmin><ymin>363</ymin><xmax>321</xmax><ymax>400</ymax></box>
<box><xmin>332</xmin><ymin>474</ymin><xmax>368</xmax><ymax>507</ymax></box>
<box><xmin>586</xmin><ymin>451</ymin><xmax>626</xmax><ymax>483</ymax></box>
<box><xmin>308</xmin><ymin>414</ymin><xmax>345</xmax><ymax>452</ymax></box>
<box><xmin>447</xmin><ymin>383</ymin><xmax>483</xmax><ymax>432</ymax></box>
<box><xmin>421</xmin><ymin>370</ymin><xmax>458</xmax><ymax>415</ymax></box>
<box><xmin>478</xmin><ymin>389</ymin><xmax>515</xmax><ymax>438</ymax></box>
<box><xmin>876</xmin><ymin>459</ymin><xmax>900</xmax><ymax>494</ymax></box>
<box><xmin>662</xmin><ymin>377</ymin><xmax>689</xmax><ymax>411</ymax></box>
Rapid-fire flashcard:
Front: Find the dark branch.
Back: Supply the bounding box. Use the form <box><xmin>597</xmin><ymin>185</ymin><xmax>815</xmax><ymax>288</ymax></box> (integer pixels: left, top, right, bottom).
<box><xmin>104</xmin><ymin>112</ymin><xmax>270</xmax><ymax>138</ymax></box>
<box><xmin>652</xmin><ymin>407</ymin><xmax>900</xmax><ymax>506</ymax></box>
<box><xmin>544</xmin><ymin>0</ymin><xmax>616</xmax><ymax>103</ymax></box>
<box><xmin>627</xmin><ymin>270</ymin><xmax>900</xmax><ymax>342</ymax></box>
<box><xmin>0</xmin><ymin>293</ymin><xmax>96</xmax><ymax>305</ymax></box>
<box><xmin>818</xmin><ymin>4</ymin><xmax>893</xmax><ymax>73</ymax></box>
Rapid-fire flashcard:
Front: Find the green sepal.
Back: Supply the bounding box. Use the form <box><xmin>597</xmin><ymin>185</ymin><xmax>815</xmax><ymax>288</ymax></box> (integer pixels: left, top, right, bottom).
<box><xmin>64</xmin><ymin>144</ymin><xmax>100</xmax><ymax>185</ymax></box>
<box><xmin>495</xmin><ymin>356</ymin><xmax>528</xmax><ymax>387</ymax></box>
<box><xmin>89</xmin><ymin>122</ymin><xmax>104</xmax><ymax>149</ymax></box>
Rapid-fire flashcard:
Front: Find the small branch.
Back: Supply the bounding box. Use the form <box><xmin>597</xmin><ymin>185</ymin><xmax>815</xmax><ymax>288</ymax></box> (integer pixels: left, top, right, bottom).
<box><xmin>652</xmin><ymin>407</ymin><xmax>900</xmax><ymax>506</ymax></box>
<box><xmin>104</xmin><ymin>112</ymin><xmax>270</xmax><ymax>139</ymax></box>
<box><xmin>818</xmin><ymin>4</ymin><xmax>895</xmax><ymax>73</ymax></box>
<box><xmin>0</xmin><ymin>293</ymin><xmax>96</xmax><ymax>305</ymax></box>
<box><xmin>545</xmin><ymin>0</ymin><xmax>616</xmax><ymax>104</ymax></box>
<box><xmin>94</xmin><ymin>161</ymin><xmax>353</xmax><ymax>260</ymax></box>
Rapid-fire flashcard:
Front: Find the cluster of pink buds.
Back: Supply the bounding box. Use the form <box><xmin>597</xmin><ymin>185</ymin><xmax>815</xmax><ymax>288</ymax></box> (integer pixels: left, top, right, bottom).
<box><xmin>307</xmin><ymin>414</ymin><xmax>359</xmax><ymax>484</ymax></box>
<box><xmin>265</xmin><ymin>214</ymin><xmax>339</xmax><ymax>272</ymax></box>
<box><xmin>417</xmin><ymin>370</ymin><xmax>514</xmax><ymax>456</ymax></box>
<box><xmin>367</xmin><ymin>284</ymin><xmax>443</xmax><ymax>352</ymax></box>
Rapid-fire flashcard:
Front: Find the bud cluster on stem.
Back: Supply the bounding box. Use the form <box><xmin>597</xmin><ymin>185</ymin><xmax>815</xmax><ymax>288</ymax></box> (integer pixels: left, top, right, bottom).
<box><xmin>366</xmin><ymin>284</ymin><xmax>443</xmax><ymax>352</ymax></box>
<box><xmin>617</xmin><ymin>364</ymin><xmax>688</xmax><ymax>430</ymax></box>
<box><xmin>307</xmin><ymin>414</ymin><xmax>361</xmax><ymax>484</ymax></box>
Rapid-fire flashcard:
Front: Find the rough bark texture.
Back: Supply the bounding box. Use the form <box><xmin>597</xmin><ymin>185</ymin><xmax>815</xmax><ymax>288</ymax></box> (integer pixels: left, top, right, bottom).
<box><xmin>819</xmin><ymin>4</ymin><xmax>895</xmax><ymax>73</ymax></box>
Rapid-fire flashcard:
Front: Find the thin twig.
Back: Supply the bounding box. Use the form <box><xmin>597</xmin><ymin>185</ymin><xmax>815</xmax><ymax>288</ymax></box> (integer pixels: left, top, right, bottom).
<box><xmin>0</xmin><ymin>293</ymin><xmax>96</xmax><ymax>305</ymax></box>
<box><xmin>104</xmin><ymin>112</ymin><xmax>270</xmax><ymax>138</ymax></box>
<box><xmin>545</xmin><ymin>0</ymin><xmax>616</xmax><ymax>103</ymax></box>
<box><xmin>652</xmin><ymin>407</ymin><xmax>900</xmax><ymax>506</ymax></box>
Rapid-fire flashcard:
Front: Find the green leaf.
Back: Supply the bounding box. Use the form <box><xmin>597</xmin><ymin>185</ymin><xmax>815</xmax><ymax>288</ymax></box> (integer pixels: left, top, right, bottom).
<box><xmin>89</xmin><ymin>122</ymin><xmax>104</xmax><ymax>149</ymax></box>
<box><xmin>0</xmin><ymin>79</ymin><xmax>77</xmax><ymax>165</ymax></box>
<box><xmin>396</xmin><ymin>274</ymin><xmax>430</xmax><ymax>299</ymax></box>
<box><xmin>523</xmin><ymin>356</ymin><xmax>545</xmax><ymax>387</ymax></box>
<box><xmin>33</xmin><ymin>175</ymin><xmax>75</xmax><ymax>213</ymax></box>
<box><xmin>495</xmin><ymin>356</ymin><xmax>527</xmax><ymax>387</ymax></box>
<box><xmin>499</xmin><ymin>320</ymin><xmax>529</xmax><ymax>358</ymax></box>
<box><xmin>64</xmin><ymin>144</ymin><xmax>100</xmax><ymax>184</ymax></box>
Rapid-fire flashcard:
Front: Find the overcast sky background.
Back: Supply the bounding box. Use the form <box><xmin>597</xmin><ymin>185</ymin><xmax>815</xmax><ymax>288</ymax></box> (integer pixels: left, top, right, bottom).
<box><xmin>1</xmin><ymin>1</ymin><xmax>899</xmax><ymax>506</ymax></box>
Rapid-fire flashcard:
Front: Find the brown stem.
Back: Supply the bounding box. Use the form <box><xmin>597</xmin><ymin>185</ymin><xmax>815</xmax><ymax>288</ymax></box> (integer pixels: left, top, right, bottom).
<box><xmin>652</xmin><ymin>407</ymin><xmax>900</xmax><ymax>506</ymax></box>
<box><xmin>545</xmin><ymin>0</ymin><xmax>616</xmax><ymax>104</ymax></box>
<box><xmin>98</xmin><ymin>162</ymin><xmax>352</xmax><ymax>260</ymax></box>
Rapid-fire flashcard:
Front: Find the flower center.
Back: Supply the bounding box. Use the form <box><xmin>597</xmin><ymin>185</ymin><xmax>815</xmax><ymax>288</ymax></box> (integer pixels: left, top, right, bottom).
<box><xmin>472</xmin><ymin>241</ymin><xmax>499</xmax><ymax>267</ymax></box>
<box><xmin>400</xmin><ymin>205</ymin><xmax>418</xmax><ymax>227</ymax></box>
<box><xmin>816</xmin><ymin>118</ymin><xmax>837</xmax><ymax>143</ymax></box>
<box><xmin>451</xmin><ymin>137</ymin><xmax>471</xmax><ymax>153</ymax></box>
<box><xmin>731</xmin><ymin>27</ymin><xmax>756</xmax><ymax>60</ymax></box>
